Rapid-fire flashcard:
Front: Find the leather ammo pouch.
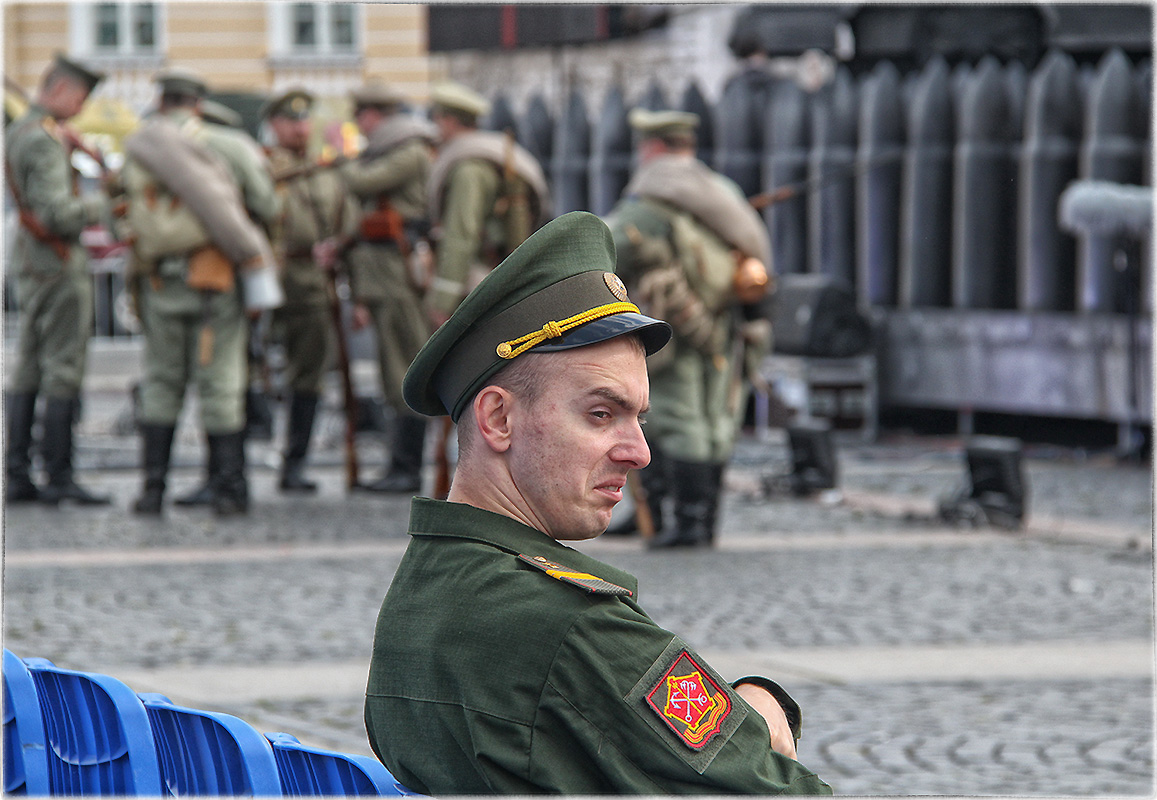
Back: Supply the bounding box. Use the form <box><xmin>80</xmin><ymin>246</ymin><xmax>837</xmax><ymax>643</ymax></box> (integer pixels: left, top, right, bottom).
<box><xmin>359</xmin><ymin>198</ymin><xmax>405</xmax><ymax>244</ymax></box>
<box><xmin>186</xmin><ymin>245</ymin><xmax>235</xmax><ymax>293</ymax></box>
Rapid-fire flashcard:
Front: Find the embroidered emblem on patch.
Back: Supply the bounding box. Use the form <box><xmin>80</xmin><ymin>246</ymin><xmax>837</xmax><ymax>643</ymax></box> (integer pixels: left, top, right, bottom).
<box><xmin>645</xmin><ymin>650</ymin><xmax>732</xmax><ymax>749</ymax></box>
<box><xmin>603</xmin><ymin>272</ymin><xmax>629</xmax><ymax>302</ymax></box>
<box><xmin>517</xmin><ymin>554</ymin><xmax>632</xmax><ymax>596</ymax></box>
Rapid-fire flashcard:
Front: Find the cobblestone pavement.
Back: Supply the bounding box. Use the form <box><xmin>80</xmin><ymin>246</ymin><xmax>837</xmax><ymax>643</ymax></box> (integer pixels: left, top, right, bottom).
<box><xmin>3</xmin><ymin>390</ymin><xmax>1153</xmax><ymax>796</ymax></box>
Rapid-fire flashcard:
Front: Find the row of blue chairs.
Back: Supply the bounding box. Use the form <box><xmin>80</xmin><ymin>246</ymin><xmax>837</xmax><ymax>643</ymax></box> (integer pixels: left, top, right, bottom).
<box><xmin>3</xmin><ymin>649</ymin><xmax>419</xmax><ymax>796</ymax></box>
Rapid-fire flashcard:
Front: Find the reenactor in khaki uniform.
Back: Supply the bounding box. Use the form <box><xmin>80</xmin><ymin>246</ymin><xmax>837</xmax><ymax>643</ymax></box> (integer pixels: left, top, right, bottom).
<box><xmin>4</xmin><ymin>53</ymin><xmax>112</xmax><ymax>506</ymax></box>
<box><xmin>264</xmin><ymin>88</ymin><xmax>360</xmax><ymax>492</ymax></box>
<box><xmin>120</xmin><ymin>70</ymin><xmax>280</xmax><ymax>517</ymax></box>
<box><xmin>606</xmin><ymin>109</ymin><xmax>772</xmax><ymax>548</ymax></box>
<box><xmin>425</xmin><ymin>81</ymin><xmax>551</xmax><ymax>328</ymax></box>
<box><xmin>329</xmin><ymin>82</ymin><xmax>436</xmax><ymax>493</ymax></box>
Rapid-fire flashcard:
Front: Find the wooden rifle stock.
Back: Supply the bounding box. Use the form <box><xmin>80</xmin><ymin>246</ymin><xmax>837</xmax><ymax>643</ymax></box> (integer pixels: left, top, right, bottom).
<box><xmin>432</xmin><ymin>416</ymin><xmax>454</xmax><ymax>500</ymax></box>
<box><xmin>626</xmin><ymin>470</ymin><xmax>655</xmax><ymax>539</ymax></box>
<box><xmin>327</xmin><ymin>273</ymin><xmax>360</xmax><ymax>491</ymax></box>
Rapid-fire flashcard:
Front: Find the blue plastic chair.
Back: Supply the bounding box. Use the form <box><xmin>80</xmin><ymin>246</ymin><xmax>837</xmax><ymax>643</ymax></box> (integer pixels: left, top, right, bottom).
<box><xmin>138</xmin><ymin>693</ymin><xmax>283</xmax><ymax>796</ymax></box>
<box><xmin>3</xmin><ymin>649</ymin><xmax>50</xmax><ymax>795</ymax></box>
<box><xmin>23</xmin><ymin>656</ymin><xmax>163</xmax><ymax>795</ymax></box>
<box><xmin>264</xmin><ymin>732</ymin><xmax>419</xmax><ymax>796</ymax></box>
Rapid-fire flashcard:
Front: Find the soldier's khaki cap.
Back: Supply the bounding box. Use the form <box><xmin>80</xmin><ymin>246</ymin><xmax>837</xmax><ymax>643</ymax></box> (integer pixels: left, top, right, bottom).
<box><xmin>350</xmin><ymin>81</ymin><xmax>405</xmax><ymax>110</ymax></box>
<box><xmin>155</xmin><ymin>68</ymin><xmax>207</xmax><ymax>99</ymax></box>
<box><xmin>628</xmin><ymin>107</ymin><xmax>700</xmax><ymax>138</ymax></box>
<box><xmin>201</xmin><ymin>99</ymin><xmax>242</xmax><ymax>128</ymax></box>
<box><xmin>262</xmin><ymin>87</ymin><xmax>313</xmax><ymax>120</ymax></box>
<box><xmin>403</xmin><ymin>211</ymin><xmax>671</xmax><ymax>422</ymax></box>
<box><xmin>429</xmin><ymin>80</ymin><xmax>491</xmax><ymax>121</ymax></box>
<box><xmin>52</xmin><ymin>53</ymin><xmax>104</xmax><ymax>93</ymax></box>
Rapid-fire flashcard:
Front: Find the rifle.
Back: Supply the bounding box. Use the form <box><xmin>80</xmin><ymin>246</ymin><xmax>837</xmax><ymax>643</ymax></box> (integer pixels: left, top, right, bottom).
<box><xmin>748</xmin><ymin>158</ymin><xmax>880</xmax><ymax>211</ymax></box>
<box><xmin>432</xmin><ymin>416</ymin><xmax>454</xmax><ymax>501</ymax></box>
<box><xmin>291</xmin><ymin>156</ymin><xmax>361</xmax><ymax>490</ymax></box>
<box><xmin>328</xmin><ymin>270</ymin><xmax>361</xmax><ymax>490</ymax></box>
<box><xmin>4</xmin><ymin>77</ymin><xmax>109</xmax><ymax>173</ymax></box>
<box><xmin>269</xmin><ymin>155</ymin><xmax>347</xmax><ymax>186</ymax></box>
<box><xmin>626</xmin><ymin>470</ymin><xmax>655</xmax><ymax>539</ymax></box>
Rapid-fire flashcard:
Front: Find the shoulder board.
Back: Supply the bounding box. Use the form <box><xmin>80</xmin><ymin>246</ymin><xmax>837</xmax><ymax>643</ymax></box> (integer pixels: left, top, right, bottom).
<box><xmin>518</xmin><ymin>554</ymin><xmax>632</xmax><ymax>597</ymax></box>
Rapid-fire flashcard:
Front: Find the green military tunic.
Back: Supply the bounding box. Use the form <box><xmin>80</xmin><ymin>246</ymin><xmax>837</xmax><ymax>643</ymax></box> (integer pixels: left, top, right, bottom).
<box><xmin>365</xmin><ymin>498</ymin><xmax>832</xmax><ymax>795</ymax></box>
<box><xmin>5</xmin><ymin>104</ymin><xmax>109</xmax><ymax>398</ymax></box>
<box><xmin>338</xmin><ymin>124</ymin><xmax>431</xmax><ymax>414</ymax></box>
<box><xmin>125</xmin><ymin>109</ymin><xmax>278</xmax><ymax>433</ymax></box>
<box><xmin>269</xmin><ymin>146</ymin><xmax>360</xmax><ymax>393</ymax></box>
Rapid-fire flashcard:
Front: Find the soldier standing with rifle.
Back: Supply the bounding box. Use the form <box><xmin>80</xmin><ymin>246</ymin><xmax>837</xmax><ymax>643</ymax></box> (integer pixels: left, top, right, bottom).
<box><xmin>4</xmin><ymin>53</ymin><xmax>112</xmax><ymax>506</ymax></box>
<box><xmin>264</xmin><ymin>88</ymin><xmax>360</xmax><ymax>493</ymax></box>
<box><xmin>423</xmin><ymin>80</ymin><xmax>551</xmax><ymax>496</ymax></box>
<box><xmin>606</xmin><ymin>109</ymin><xmax>772</xmax><ymax>548</ymax></box>
<box><xmin>120</xmin><ymin>69</ymin><xmax>281</xmax><ymax>517</ymax></box>
<box><xmin>317</xmin><ymin>82</ymin><xmax>437</xmax><ymax>494</ymax></box>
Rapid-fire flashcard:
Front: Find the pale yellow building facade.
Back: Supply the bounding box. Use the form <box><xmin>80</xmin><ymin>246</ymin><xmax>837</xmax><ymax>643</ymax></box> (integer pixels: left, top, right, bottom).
<box><xmin>4</xmin><ymin>2</ymin><xmax>435</xmax><ymax>141</ymax></box>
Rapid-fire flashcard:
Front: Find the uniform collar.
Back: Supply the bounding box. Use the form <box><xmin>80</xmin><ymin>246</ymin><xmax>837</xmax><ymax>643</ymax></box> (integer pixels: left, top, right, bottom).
<box><xmin>408</xmin><ymin>496</ymin><xmax>640</xmax><ymax>597</ymax></box>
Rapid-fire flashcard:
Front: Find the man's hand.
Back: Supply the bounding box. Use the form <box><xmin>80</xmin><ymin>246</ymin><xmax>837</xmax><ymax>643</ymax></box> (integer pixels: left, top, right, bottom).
<box><xmin>735</xmin><ymin>683</ymin><xmax>798</xmax><ymax>760</ymax></box>
<box><xmin>313</xmin><ymin>237</ymin><xmax>343</xmax><ymax>272</ymax></box>
<box><xmin>352</xmin><ymin>303</ymin><xmax>371</xmax><ymax>331</ymax></box>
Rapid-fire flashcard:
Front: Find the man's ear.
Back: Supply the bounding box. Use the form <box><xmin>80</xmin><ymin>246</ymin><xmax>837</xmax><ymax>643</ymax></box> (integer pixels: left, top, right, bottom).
<box><xmin>472</xmin><ymin>386</ymin><xmax>514</xmax><ymax>453</ymax></box>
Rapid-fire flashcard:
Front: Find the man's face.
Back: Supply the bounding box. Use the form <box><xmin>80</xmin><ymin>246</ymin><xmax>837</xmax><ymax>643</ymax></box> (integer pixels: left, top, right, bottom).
<box><xmin>43</xmin><ymin>77</ymin><xmax>90</xmax><ymax>121</ymax></box>
<box><xmin>508</xmin><ymin>336</ymin><xmax>651</xmax><ymax>541</ymax></box>
<box><xmin>270</xmin><ymin>114</ymin><xmax>311</xmax><ymax>153</ymax></box>
<box><xmin>354</xmin><ymin>105</ymin><xmax>384</xmax><ymax>137</ymax></box>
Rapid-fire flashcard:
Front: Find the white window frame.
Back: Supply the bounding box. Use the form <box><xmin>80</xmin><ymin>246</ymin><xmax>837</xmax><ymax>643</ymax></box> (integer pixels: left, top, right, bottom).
<box><xmin>268</xmin><ymin>2</ymin><xmax>363</xmax><ymax>66</ymax></box>
<box><xmin>69</xmin><ymin>2</ymin><xmax>165</xmax><ymax>66</ymax></box>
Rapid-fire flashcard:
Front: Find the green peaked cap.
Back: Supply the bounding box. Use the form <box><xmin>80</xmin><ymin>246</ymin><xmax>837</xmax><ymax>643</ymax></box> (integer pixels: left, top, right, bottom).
<box><xmin>403</xmin><ymin>211</ymin><xmax>672</xmax><ymax>421</ymax></box>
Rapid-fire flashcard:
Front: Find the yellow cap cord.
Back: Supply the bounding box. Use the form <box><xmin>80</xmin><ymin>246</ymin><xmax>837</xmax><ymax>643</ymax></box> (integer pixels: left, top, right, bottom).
<box><xmin>496</xmin><ymin>301</ymin><xmax>640</xmax><ymax>359</ymax></box>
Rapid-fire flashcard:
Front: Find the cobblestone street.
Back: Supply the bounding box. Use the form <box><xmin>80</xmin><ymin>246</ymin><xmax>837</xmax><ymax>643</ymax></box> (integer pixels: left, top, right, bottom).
<box><xmin>3</xmin><ymin>388</ymin><xmax>1153</xmax><ymax>795</ymax></box>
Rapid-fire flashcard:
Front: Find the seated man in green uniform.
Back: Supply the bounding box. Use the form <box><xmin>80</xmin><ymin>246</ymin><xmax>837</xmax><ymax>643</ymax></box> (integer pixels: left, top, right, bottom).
<box><xmin>364</xmin><ymin>211</ymin><xmax>831</xmax><ymax>795</ymax></box>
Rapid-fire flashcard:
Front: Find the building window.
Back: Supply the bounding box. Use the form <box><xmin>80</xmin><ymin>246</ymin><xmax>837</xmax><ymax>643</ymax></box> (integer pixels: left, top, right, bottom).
<box><xmin>270</xmin><ymin>2</ymin><xmax>360</xmax><ymax>61</ymax></box>
<box><xmin>71</xmin><ymin>2</ymin><xmax>163</xmax><ymax>61</ymax></box>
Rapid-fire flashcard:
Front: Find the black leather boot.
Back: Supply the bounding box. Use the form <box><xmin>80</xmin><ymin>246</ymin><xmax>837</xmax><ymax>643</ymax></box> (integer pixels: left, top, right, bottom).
<box><xmin>5</xmin><ymin>391</ymin><xmax>40</xmax><ymax>503</ymax></box>
<box><xmin>172</xmin><ymin>443</ymin><xmax>216</xmax><ymax>507</ymax></box>
<box><xmin>38</xmin><ymin>395</ymin><xmax>112</xmax><ymax>506</ymax></box>
<box><xmin>648</xmin><ymin>459</ymin><xmax>715</xmax><ymax>549</ymax></box>
<box><xmin>209</xmin><ymin>430</ymin><xmax>249</xmax><ymax>517</ymax></box>
<box><xmin>132</xmin><ymin>424</ymin><xmax>175</xmax><ymax>515</ymax></box>
<box><xmin>362</xmin><ymin>415</ymin><xmax>426</xmax><ymax>494</ymax></box>
<box><xmin>280</xmin><ymin>392</ymin><xmax>319</xmax><ymax>493</ymax></box>
<box><xmin>245</xmin><ymin>388</ymin><xmax>275</xmax><ymax>441</ymax></box>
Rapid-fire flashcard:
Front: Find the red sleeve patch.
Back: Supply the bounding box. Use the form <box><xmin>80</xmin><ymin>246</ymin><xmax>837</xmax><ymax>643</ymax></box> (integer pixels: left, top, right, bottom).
<box><xmin>644</xmin><ymin>650</ymin><xmax>732</xmax><ymax>750</ymax></box>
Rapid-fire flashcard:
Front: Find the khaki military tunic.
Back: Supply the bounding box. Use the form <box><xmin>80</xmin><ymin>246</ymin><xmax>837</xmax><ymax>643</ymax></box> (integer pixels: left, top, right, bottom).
<box><xmin>269</xmin><ymin>146</ymin><xmax>360</xmax><ymax>394</ymax></box>
<box><xmin>5</xmin><ymin>105</ymin><xmax>109</xmax><ymax>398</ymax></box>
<box><xmin>608</xmin><ymin>191</ymin><xmax>745</xmax><ymax>464</ymax></box>
<box><xmin>338</xmin><ymin>131</ymin><xmax>431</xmax><ymax>414</ymax></box>
<box><xmin>366</xmin><ymin>498</ymin><xmax>832</xmax><ymax>795</ymax></box>
<box><xmin>125</xmin><ymin>109</ymin><xmax>278</xmax><ymax>433</ymax></box>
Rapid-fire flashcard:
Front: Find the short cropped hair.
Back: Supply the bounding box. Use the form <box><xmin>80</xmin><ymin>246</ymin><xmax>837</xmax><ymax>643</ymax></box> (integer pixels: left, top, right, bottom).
<box><xmin>456</xmin><ymin>334</ymin><xmax>646</xmax><ymax>458</ymax></box>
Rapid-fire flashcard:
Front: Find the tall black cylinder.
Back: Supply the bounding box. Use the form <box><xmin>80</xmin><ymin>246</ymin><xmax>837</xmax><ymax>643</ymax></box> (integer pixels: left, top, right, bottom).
<box><xmin>808</xmin><ymin>66</ymin><xmax>858</xmax><ymax>289</ymax></box>
<box><xmin>953</xmin><ymin>57</ymin><xmax>1019</xmax><ymax>309</ymax></box>
<box><xmin>589</xmin><ymin>86</ymin><xmax>631</xmax><ymax>217</ymax></box>
<box><xmin>1078</xmin><ymin>48</ymin><xmax>1145</xmax><ymax>313</ymax></box>
<box><xmin>551</xmin><ymin>88</ymin><xmax>591</xmax><ymax>215</ymax></box>
<box><xmin>856</xmin><ymin>61</ymin><xmax>905</xmax><ymax>308</ymax></box>
<box><xmin>900</xmin><ymin>57</ymin><xmax>955</xmax><ymax>308</ymax></box>
<box><xmin>762</xmin><ymin>80</ymin><xmax>810</xmax><ymax>277</ymax></box>
<box><xmin>518</xmin><ymin>93</ymin><xmax>554</xmax><ymax>173</ymax></box>
<box><xmin>1018</xmin><ymin>50</ymin><xmax>1082</xmax><ymax>312</ymax></box>
<box><xmin>714</xmin><ymin>65</ymin><xmax>773</xmax><ymax>198</ymax></box>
